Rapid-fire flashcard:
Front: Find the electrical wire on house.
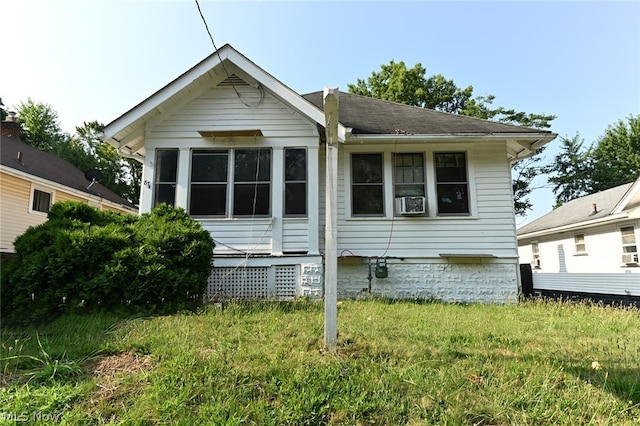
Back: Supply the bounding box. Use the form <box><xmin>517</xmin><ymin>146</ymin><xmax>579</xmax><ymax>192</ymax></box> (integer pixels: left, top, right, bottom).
<box><xmin>194</xmin><ymin>0</ymin><xmax>264</xmax><ymax>108</ymax></box>
<box><xmin>380</xmin><ymin>140</ymin><xmax>399</xmax><ymax>258</ymax></box>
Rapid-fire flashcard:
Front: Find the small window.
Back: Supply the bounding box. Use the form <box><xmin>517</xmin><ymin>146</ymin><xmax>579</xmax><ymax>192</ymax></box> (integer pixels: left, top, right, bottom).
<box><xmin>435</xmin><ymin>152</ymin><xmax>469</xmax><ymax>215</ymax></box>
<box><xmin>574</xmin><ymin>233</ymin><xmax>587</xmax><ymax>254</ymax></box>
<box><xmin>351</xmin><ymin>153</ymin><xmax>384</xmax><ymax>216</ymax></box>
<box><xmin>531</xmin><ymin>241</ymin><xmax>541</xmax><ymax>269</ymax></box>
<box><xmin>154</xmin><ymin>149</ymin><xmax>178</xmax><ymax>207</ymax></box>
<box><xmin>32</xmin><ymin>189</ymin><xmax>52</xmax><ymax>213</ymax></box>
<box><xmin>621</xmin><ymin>226</ymin><xmax>638</xmax><ymax>255</ymax></box>
<box><xmin>284</xmin><ymin>148</ymin><xmax>307</xmax><ymax>216</ymax></box>
<box><xmin>394</xmin><ymin>153</ymin><xmax>426</xmax><ymax>216</ymax></box>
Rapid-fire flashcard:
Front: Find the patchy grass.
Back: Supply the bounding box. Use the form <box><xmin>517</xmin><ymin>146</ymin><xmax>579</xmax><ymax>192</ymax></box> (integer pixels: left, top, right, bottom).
<box><xmin>1</xmin><ymin>299</ymin><xmax>640</xmax><ymax>425</ymax></box>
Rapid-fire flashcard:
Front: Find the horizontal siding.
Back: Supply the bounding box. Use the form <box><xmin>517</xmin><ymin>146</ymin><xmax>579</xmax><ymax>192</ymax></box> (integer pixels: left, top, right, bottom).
<box><xmin>0</xmin><ymin>173</ymin><xmax>46</xmax><ymax>252</ymax></box>
<box><xmin>56</xmin><ymin>191</ymin><xmax>87</xmax><ymax>203</ymax></box>
<box><xmin>148</xmin><ymin>86</ymin><xmax>317</xmax><ymax>139</ymax></box>
<box><xmin>533</xmin><ymin>272</ymin><xmax>640</xmax><ymax>296</ymax></box>
<box><xmin>332</xmin><ymin>142</ymin><xmax>518</xmax><ymax>258</ymax></box>
<box><xmin>282</xmin><ymin>220</ymin><xmax>309</xmax><ymax>252</ymax></box>
<box><xmin>201</xmin><ymin>220</ymin><xmax>273</xmax><ymax>255</ymax></box>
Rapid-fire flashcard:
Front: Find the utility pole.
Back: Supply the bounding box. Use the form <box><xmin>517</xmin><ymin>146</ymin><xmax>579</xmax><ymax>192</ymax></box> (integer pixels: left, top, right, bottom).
<box><xmin>323</xmin><ymin>87</ymin><xmax>339</xmax><ymax>352</ymax></box>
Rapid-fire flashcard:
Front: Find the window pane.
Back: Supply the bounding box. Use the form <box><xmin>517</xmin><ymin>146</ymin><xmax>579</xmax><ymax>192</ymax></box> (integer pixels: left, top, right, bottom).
<box><xmin>191</xmin><ymin>151</ymin><xmax>228</xmax><ymax>182</ymax></box>
<box><xmin>437</xmin><ymin>184</ymin><xmax>469</xmax><ymax>214</ymax></box>
<box><xmin>155</xmin><ymin>184</ymin><xmax>176</xmax><ymax>207</ymax></box>
<box><xmin>235</xmin><ymin>150</ymin><xmax>271</xmax><ymax>182</ymax></box>
<box><xmin>352</xmin><ymin>185</ymin><xmax>384</xmax><ymax>215</ymax></box>
<box><xmin>234</xmin><ymin>184</ymin><xmax>270</xmax><ymax>216</ymax></box>
<box><xmin>285</xmin><ymin>149</ymin><xmax>306</xmax><ymax>181</ymax></box>
<box><xmin>285</xmin><ymin>183</ymin><xmax>306</xmax><ymax>215</ymax></box>
<box><xmin>32</xmin><ymin>189</ymin><xmax>51</xmax><ymax>213</ymax></box>
<box><xmin>352</xmin><ymin>154</ymin><xmax>382</xmax><ymax>183</ymax></box>
<box><xmin>155</xmin><ymin>149</ymin><xmax>178</xmax><ymax>182</ymax></box>
<box><xmin>190</xmin><ymin>185</ymin><xmax>226</xmax><ymax>216</ymax></box>
<box><xmin>435</xmin><ymin>153</ymin><xmax>467</xmax><ymax>182</ymax></box>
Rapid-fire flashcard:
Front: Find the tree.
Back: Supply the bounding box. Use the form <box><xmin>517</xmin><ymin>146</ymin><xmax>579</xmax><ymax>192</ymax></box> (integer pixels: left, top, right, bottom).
<box><xmin>348</xmin><ymin>61</ymin><xmax>556</xmax><ymax>216</ymax></box>
<box><xmin>14</xmin><ymin>100</ymin><xmax>141</xmax><ymax>204</ymax></box>
<box><xmin>546</xmin><ymin>134</ymin><xmax>593</xmax><ymax>206</ymax></box>
<box><xmin>16</xmin><ymin>99</ymin><xmax>70</xmax><ymax>151</ymax></box>
<box><xmin>591</xmin><ymin>115</ymin><xmax>640</xmax><ymax>192</ymax></box>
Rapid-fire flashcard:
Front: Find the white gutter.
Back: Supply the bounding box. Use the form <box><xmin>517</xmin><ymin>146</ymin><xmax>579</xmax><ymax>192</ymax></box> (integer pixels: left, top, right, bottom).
<box><xmin>346</xmin><ymin>133</ymin><xmax>556</xmax><ymax>143</ymax></box>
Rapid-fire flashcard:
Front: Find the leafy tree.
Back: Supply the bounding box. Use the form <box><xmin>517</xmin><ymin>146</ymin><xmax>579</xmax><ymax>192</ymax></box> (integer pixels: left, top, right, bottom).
<box><xmin>546</xmin><ymin>134</ymin><xmax>593</xmax><ymax>206</ymax></box>
<box><xmin>591</xmin><ymin>114</ymin><xmax>640</xmax><ymax>192</ymax></box>
<box><xmin>14</xmin><ymin>100</ymin><xmax>140</xmax><ymax>204</ymax></box>
<box><xmin>348</xmin><ymin>61</ymin><xmax>556</xmax><ymax>216</ymax></box>
<box><xmin>16</xmin><ymin>98</ymin><xmax>70</xmax><ymax>151</ymax></box>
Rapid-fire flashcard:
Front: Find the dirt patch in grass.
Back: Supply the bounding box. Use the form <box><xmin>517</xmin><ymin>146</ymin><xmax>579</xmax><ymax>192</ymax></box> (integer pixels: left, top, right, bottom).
<box><xmin>84</xmin><ymin>351</ymin><xmax>153</xmax><ymax>417</ymax></box>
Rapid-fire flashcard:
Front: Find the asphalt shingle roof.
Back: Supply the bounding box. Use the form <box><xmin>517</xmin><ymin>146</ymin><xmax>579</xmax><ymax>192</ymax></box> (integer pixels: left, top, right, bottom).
<box><xmin>302</xmin><ymin>90</ymin><xmax>553</xmax><ymax>136</ymax></box>
<box><xmin>517</xmin><ymin>182</ymin><xmax>635</xmax><ymax>236</ymax></box>
<box><xmin>1</xmin><ymin>134</ymin><xmax>137</xmax><ymax>209</ymax></box>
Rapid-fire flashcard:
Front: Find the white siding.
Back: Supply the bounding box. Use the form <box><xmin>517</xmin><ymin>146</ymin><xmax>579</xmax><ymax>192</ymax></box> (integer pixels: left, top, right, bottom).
<box><xmin>532</xmin><ymin>273</ymin><xmax>640</xmax><ymax>296</ymax></box>
<box><xmin>331</xmin><ymin>142</ymin><xmax>518</xmax><ymax>259</ymax></box>
<box><xmin>142</xmin><ymin>82</ymin><xmax>320</xmax><ymax>256</ymax></box>
<box><xmin>519</xmin><ymin>220</ymin><xmax>640</xmax><ymax>274</ymax></box>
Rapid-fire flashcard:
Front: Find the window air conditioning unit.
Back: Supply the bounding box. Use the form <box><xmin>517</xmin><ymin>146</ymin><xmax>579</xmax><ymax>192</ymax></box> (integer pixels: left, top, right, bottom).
<box><xmin>622</xmin><ymin>253</ymin><xmax>639</xmax><ymax>265</ymax></box>
<box><xmin>531</xmin><ymin>258</ymin><xmax>541</xmax><ymax>269</ymax></box>
<box><xmin>397</xmin><ymin>196</ymin><xmax>425</xmax><ymax>215</ymax></box>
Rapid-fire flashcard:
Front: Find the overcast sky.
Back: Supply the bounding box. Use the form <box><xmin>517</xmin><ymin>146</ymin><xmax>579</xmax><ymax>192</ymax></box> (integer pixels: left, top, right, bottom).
<box><xmin>3</xmin><ymin>0</ymin><xmax>639</xmax><ymax>224</ymax></box>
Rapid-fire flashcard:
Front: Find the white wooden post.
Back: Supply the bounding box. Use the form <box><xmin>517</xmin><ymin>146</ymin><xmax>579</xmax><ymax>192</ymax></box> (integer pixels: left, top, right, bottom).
<box><xmin>323</xmin><ymin>87</ymin><xmax>339</xmax><ymax>351</ymax></box>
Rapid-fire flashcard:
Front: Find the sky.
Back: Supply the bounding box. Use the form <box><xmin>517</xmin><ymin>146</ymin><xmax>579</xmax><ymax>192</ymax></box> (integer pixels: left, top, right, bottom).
<box><xmin>3</xmin><ymin>0</ymin><xmax>639</xmax><ymax>225</ymax></box>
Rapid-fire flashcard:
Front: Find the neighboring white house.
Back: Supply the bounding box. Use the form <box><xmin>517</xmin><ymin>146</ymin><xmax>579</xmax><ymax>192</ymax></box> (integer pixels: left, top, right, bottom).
<box><xmin>0</xmin><ymin>117</ymin><xmax>138</xmax><ymax>258</ymax></box>
<box><xmin>517</xmin><ymin>178</ymin><xmax>640</xmax><ymax>303</ymax></box>
<box><xmin>103</xmin><ymin>44</ymin><xmax>556</xmax><ymax>303</ymax></box>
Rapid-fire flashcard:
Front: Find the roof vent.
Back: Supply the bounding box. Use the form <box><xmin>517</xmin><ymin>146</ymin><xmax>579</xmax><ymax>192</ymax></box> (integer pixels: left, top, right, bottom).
<box><xmin>590</xmin><ymin>203</ymin><xmax>598</xmax><ymax>215</ymax></box>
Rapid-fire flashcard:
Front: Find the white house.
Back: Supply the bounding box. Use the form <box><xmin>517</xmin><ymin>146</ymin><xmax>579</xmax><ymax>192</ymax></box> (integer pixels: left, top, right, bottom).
<box><xmin>517</xmin><ymin>178</ymin><xmax>640</xmax><ymax>304</ymax></box>
<box><xmin>103</xmin><ymin>44</ymin><xmax>556</xmax><ymax>303</ymax></box>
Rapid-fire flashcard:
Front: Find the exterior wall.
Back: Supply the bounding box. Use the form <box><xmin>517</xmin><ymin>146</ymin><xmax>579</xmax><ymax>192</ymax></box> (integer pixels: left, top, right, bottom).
<box><xmin>338</xmin><ymin>257</ymin><xmax>519</xmax><ymax>303</ymax></box>
<box><xmin>518</xmin><ymin>219</ymin><xmax>640</xmax><ymax>274</ymax></box>
<box><xmin>1</xmin><ymin>170</ymin><xmax>136</xmax><ymax>253</ymax></box>
<box><xmin>140</xmin><ymin>83</ymin><xmax>321</xmax><ymax>257</ymax></box>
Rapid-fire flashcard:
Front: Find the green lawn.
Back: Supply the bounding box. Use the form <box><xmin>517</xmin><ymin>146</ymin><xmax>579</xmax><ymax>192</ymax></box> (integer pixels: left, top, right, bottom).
<box><xmin>2</xmin><ymin>299</ymin><xmax>640</xmax><ymax>425</ymax></box>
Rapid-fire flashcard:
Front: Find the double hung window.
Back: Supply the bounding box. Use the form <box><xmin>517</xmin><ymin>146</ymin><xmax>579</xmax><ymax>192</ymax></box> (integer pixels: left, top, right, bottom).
<box><xmin>154</xmin><ymin>149</ymin><xmax>178</xmax><ymax>207</ymax></box>
<box><xmin>284</xmin><ymin>148</ymin><xmax>307</xmax><ymax>216</ymax></box>
<box><xmin>394</xmin><ymin>153</ymin><xmax>426</xmax><ymax>215</ymax></box>
<box><xmin>31</xmin><ymin>188</ymin><xmax>52</xmax><ymax>213</ymax></box>
<box><xmin>621</xmin><ymin>226</ymin><xmax>638</xmax><ymax>255</ymax></box>
<box><xmin>189</xmin><ymin>148</ymin><xmax>271</xmax><ymax>217</ymax></box>
<box><xmin>435</xmin><ymin>152</ymin><xmax>469</xmax><ymax>215</ymax></box>
<box><xmin>351</xmin><ymin>153</ymin><xmax>384</xmax><ymax>216</ymax></box>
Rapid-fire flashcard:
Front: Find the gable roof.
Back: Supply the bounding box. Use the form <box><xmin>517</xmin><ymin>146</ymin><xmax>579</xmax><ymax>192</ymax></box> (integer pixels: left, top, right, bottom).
<box><xmin>104</xmin><ymin>44</ymin><xmax>556</xmax><ymax>161</ymax></box>
<box><xmin>517</xmin><ymin>178</ymin><xmax>640</xmax><ymax>238</ymax></box>
<box><xmin>1</xmin><ymin>134</ymin><xmax>137</xmax><ymax>210</ymax></box>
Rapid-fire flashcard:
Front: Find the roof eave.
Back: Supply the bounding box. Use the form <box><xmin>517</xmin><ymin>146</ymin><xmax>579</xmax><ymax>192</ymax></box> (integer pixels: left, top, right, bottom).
<box><xmin>517</xmin><ymin>212</ymin><xmax>630</xmax><ymax>240</ymax></box>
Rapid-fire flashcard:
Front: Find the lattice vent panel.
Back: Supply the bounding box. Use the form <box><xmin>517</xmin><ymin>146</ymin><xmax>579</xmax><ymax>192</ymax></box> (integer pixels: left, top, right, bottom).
<box><xmin>207</xmin><ymin>267</ymin><xmax>269</xmax><ymax>301</ymax></box>
<box><xmin>275</xmin><ymin>265</ymin><xmax>297</xmax><ymax>300</ymax></box>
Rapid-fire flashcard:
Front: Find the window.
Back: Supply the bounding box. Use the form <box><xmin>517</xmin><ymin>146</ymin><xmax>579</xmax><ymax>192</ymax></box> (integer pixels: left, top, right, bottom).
<box><xmin>621</xmin><ymin>226</ymin><xmax>638</xmax><ymax>255</ymax></box>
<box><xmin>394</xmin><ymin>153</ymin><xmax>426</xmax><ymax>215</ymax></box>
<box><xmin>531</xmin><ymin>241</ymin><xmax>541</xmax><ymax>269</ymax></box>
<box><xmin>154</xmin><ymin>149</ymin><xmax>178</xmax><ymax>207</ymax></box>
<box><xmin>351</xmin><ymin>153</ymin><xmax>384</xmax><ymax>216</ymax></box>
<box><xmin>190</xmin><ymin>150</ymin><xmax>228</xmax><ymax>216</ymax></box>
<box><xmin>284</xmin><ymin>148</ymin><xmax>307</xmax><ymax>216</ymax></box>
<box><xmin>32</xmin><ymin>189</ymin><xmax>52</xmax><ymax>213</ymax></box>
<box><xmin>189</xmin><ymin>148</ymin><xmax>271</xmax><ymax>217</ymax></box>
<box><xmin>434</xmin><ymin>152</ymin><xmax>469</xmax><ymax>215</ymax></box>
<box><xmin>574</xmin><ymin>233</ymin><xmax>587</xmax><ymax>254</ymax></box>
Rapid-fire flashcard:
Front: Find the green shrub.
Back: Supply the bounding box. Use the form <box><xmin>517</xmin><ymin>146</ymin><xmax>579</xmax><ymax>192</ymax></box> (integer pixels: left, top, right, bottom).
<box><xmin>1</xmin><ymin>202</ymin><xmax>214</xmax><ymax>324</ymax></box>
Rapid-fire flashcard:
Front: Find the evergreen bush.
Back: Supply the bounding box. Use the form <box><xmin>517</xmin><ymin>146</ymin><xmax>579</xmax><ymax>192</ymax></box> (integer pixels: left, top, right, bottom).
<box><xmin>0</xmin><ymin>202</ymin><xmax>214</xmax><ymax>324</ymax></box>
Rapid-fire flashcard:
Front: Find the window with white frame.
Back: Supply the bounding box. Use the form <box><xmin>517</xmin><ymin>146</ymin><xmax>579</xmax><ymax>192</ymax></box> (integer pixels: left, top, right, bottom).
<box><xmin>531</xmin><ymin>241</ymin><xmax>541</xmax><ymax>269</ymax></box>
<box><xmin>574</xmin><ymin>233</ymin><xmax>587</xmax><ymax>254</ymax></box>
<box><xmin>620</xmin><ymin>225</ymin><xmax>638</xmax><ymax>264</ymax></box>
<box><xmin>154</xmin><ymin>149</ymin><xmax>178</xmax><ymax>207</ymax></box>
<box><xmin>31</xmin><ymin>188</ymin><xmax>52</xmax><ymax>213</ymax></box>
<box><xmin>351</xmin><ymin>153</ymin><xmax>384</xmax><ymax>216</ymax></box>
<box><xmin>189</xmin><ymin>148</ymin><xmax>271</xmax><ymax>217</ymax></box>
<box><xmin>435</xmin><ymin>152</ymin><xmax>469</xmax><ymax>215</ymax></box>
<box><xmin>284</xmin><ymin>148</ymin><xmax>307</xmax><ymax>216</ymax></box>
<box><xmin>394</xmin><ymin>153</ymin><xmax>426</xmax><ymax>216</ymax></box>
